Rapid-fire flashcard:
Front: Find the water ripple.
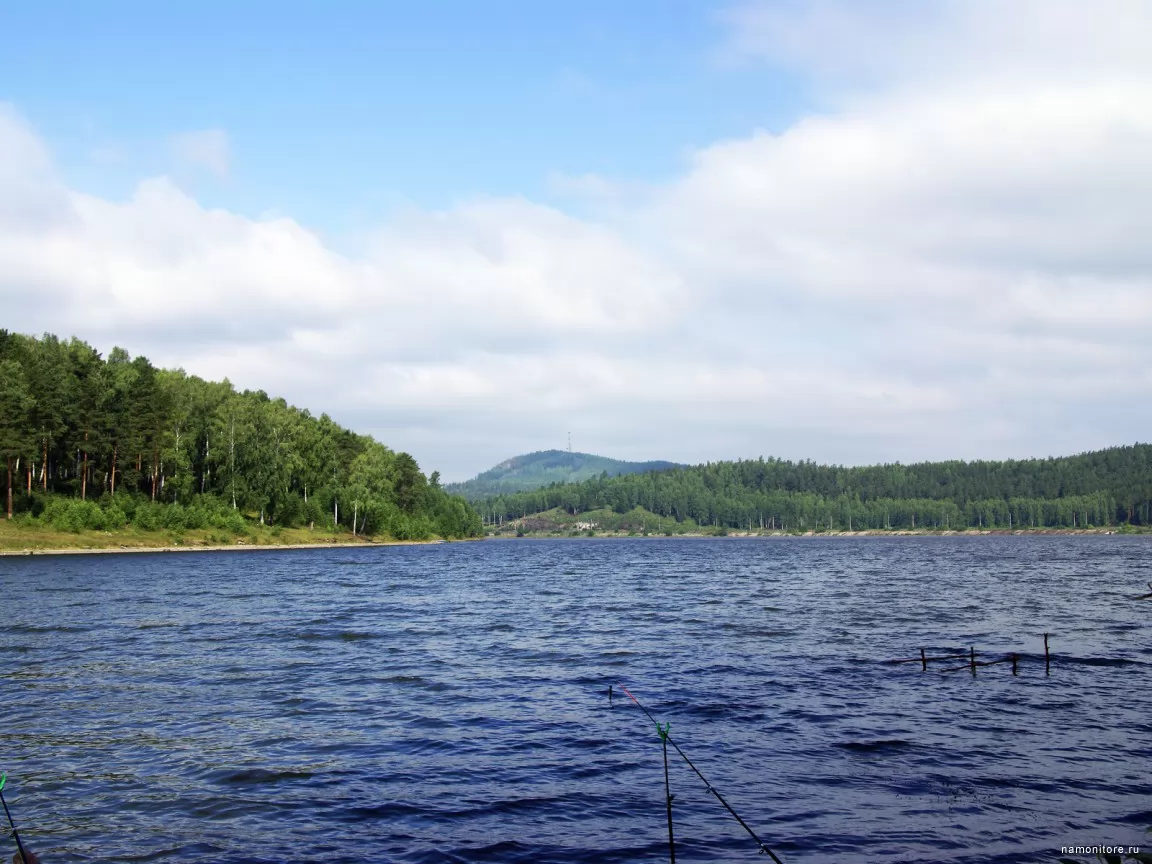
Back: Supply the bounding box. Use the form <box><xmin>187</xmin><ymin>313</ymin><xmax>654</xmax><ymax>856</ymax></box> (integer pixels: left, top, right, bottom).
<box><xmin>1</xmin><ymin>536</ymin><xmax>1149</xmax><ymax>862</ymax></box>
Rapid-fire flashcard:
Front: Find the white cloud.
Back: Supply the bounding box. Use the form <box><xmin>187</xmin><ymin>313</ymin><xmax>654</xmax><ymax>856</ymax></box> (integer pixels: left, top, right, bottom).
<box><xmin>169</xmin><ymin>128</ymin><xmax>231</xmax><ymax>178</ymax></box>
<box><xmin>655</xmin><ymin>83</ymin><xmax>1152</xmax><ymax>308</ymax></box>
<box><xmin>3</xmin><ymin>1</ymin><xmax>1152</xmax><ymax>479</ymax></box>
<box><xmin>0</xmin><ymin>109</ymin><xmax>689</xmax><ymax>477</ymax></box>
<box><xmin>719</xmin><ymin>0</ymin><xmax>1152</xmax><ymax>91</ymax></box>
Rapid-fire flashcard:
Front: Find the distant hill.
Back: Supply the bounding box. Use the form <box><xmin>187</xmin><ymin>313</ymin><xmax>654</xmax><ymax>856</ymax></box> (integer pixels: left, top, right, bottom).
<box><xmin>446</xmin><ymin>450</ymin><xmax>683</xmax><ymax>500</ymax></box>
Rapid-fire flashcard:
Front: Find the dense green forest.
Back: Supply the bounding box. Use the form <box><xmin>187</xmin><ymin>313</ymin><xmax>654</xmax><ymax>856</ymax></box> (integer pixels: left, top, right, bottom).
<box><xmin>0</xmin><ymin>330</ymin><xmax>482</xmax><ymax>540</ymax></box>
<box><xmin>445</xmin><ymin>449</ymin><xmax>682</xmax><ymax>500</ymax></box>
<box><xmin>476</xmin><ymin>447</ymin><xmax>1152</xmax><ymax>532</ymax></box>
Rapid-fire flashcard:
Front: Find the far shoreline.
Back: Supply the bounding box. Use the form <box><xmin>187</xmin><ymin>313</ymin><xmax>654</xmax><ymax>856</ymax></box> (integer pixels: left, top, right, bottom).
<box><xmin>485</xmin><ymin>526</ymin><xmax>1137</xmax><ymax>540</ymax></box>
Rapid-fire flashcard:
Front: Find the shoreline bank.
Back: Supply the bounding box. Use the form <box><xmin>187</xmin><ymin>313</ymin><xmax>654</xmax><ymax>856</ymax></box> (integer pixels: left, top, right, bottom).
<box><xmin>486</xmin><ymin>527</ymin><xmax>1135</xmax><ymax>539</ymax></box>
<box><xmin>0</xmin><ymin>538</ymin><xmax>448</xmax><ymax>557</ymax></box>
<box><xmin>2</xmin><ymin>527</ymin><xmax>1140</xmax><ymax>556</ymax></box>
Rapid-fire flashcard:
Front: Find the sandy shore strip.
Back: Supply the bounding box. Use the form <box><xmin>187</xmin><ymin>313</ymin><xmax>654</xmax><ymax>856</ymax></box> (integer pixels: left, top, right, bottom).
<box><xmin>0</xmin><ymin>539</ymin><xmax>446</xmax><ymax>557</ymax></box>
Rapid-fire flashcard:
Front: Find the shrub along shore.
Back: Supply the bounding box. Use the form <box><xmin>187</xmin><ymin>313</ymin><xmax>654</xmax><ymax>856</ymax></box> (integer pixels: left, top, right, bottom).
<box><xmin>0</xmin><ymin>505</ymin><xmax>461</xmax><ymax>554</ymax></box>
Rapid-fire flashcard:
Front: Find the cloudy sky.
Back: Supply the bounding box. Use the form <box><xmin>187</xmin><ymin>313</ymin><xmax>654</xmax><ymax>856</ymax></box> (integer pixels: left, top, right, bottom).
<box><xmin>2</xmin><ymin>0</ymin><xmax>1150</xmax><ymax>481</ymax></box>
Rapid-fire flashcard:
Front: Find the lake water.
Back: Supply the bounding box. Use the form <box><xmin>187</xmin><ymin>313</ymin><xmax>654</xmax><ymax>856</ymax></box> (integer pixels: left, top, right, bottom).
<box><xmin>1</xmin><ymin>537</ymin><xmax>1149</xmax><ymax>863</ymax></box>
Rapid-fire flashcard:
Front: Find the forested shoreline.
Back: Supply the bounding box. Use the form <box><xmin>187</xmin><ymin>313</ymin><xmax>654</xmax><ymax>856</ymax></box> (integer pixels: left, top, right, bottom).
<box><xmin>478</xmin><ymin>447</ymin><xmax>1152</xmax><ymax>533</ymax></box>
<box><xmin>6</xmin><ymin>327</ymin><xmax>1150</xmax><ymax>542</ymax></box>
<box><xmin>0</xmin><ymin>331</ymin><xmax>481</xmax><ymax>540</ymax></box>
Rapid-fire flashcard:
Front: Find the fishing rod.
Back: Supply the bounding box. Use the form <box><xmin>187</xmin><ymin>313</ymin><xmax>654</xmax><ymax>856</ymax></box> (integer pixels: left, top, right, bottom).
<box><xmin>0</xmin><ymin>773</ymin><xmax>33</xmax><ymax>864</ymax></box>
<box><xmin>618</xmin><ymin>686</ymin><xmax>786</xmax><ymax>863</ymax></box>
<box><xmin>658</xmin><ymin>720</ymin><xmax>676</xmax><ymax>864</ymax></box>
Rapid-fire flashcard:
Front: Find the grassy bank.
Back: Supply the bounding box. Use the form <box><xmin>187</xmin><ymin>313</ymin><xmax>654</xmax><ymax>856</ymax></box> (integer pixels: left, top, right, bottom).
<box><xmin>0</xmin><ymin>519</ymin><xmax>416</xmax><ymax>554</ymax></box>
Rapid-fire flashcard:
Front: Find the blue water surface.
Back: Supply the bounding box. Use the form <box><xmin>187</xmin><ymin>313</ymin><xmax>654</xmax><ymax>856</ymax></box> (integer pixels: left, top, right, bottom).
<box><xmin>1</xmin><ymin>536</ymin><xmax>1150</xmax><ymax>863</ymax></box>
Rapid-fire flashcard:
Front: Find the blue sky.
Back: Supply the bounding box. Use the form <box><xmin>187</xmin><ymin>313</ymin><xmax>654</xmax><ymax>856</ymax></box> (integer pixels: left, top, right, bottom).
<box><xmin>1</xmin><ymin>1</ymin><xmax>805</xmax><ymax>235</ymax></box>
<box><xmin>2</xmin><ymin>1</ymin><xmax>1151</xmax><ymax>480</ymax></box>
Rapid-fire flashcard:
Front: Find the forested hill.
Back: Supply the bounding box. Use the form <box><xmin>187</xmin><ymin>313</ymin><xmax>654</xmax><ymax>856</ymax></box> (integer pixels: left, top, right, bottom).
<box><xmin>476</xmin><ymin>447</ymin><xmax>1152</xmax><ymax>531</ymax></box>
<box><xmin>445</xmin><ymin>449</ymin><xmax>683</xmax><ymax>500</ymax></box>
<box><xmin>0</xmin><ymin>330</ymin><xmax>481</xmax><ymax>539</ymax></box>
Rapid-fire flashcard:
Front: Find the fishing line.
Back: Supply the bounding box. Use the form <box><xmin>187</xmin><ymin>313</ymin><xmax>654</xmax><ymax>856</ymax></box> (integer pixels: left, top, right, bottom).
<box><xmin>619</xmin><ymin>686</ymin><xmax>786</xmax><ymax>863</ymax></box>
<box><xmin>0</xmin><ymin>773</ymin><xmax>32</xmax><ymax>864</ymax></box>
